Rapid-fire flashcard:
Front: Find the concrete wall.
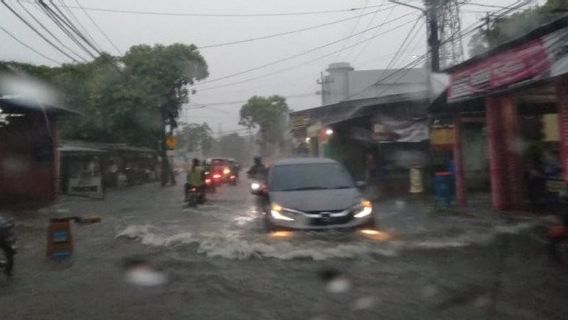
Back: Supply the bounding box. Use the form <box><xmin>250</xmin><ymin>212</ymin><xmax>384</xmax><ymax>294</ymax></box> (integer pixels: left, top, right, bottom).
<box><xmin>322</xmin><ymin>62</ymin><xmax>353</xmax><ymax>105</ymax></box>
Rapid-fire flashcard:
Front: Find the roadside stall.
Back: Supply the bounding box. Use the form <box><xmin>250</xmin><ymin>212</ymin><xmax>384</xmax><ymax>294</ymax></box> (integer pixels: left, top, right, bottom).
<box><xmin>58</xmin><ymin>144</ymin><xmax>105</xmax><ymax>198</ymax></box>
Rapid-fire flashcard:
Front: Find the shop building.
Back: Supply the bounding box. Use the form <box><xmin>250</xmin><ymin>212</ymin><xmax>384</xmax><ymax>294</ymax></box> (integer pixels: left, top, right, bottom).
<box><xmin>444</xmin><ymin>17</ymin><xmax>568</xmax><ymax>210</ymax></box>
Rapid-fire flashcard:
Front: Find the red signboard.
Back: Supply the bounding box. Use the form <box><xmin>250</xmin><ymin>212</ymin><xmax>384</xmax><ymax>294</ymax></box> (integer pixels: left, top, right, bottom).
<box><xmin>449</xmin><ymin>27</ymin><xmax>568</xmax><ymax>101</ymax></box>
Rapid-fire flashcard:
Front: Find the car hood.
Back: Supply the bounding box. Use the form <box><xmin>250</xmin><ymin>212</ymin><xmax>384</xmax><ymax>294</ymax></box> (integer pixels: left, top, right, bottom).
<box><xmin>269</xmin><ymin>188</ymin><xmax>361</xmax><ymax>212</ymax></box>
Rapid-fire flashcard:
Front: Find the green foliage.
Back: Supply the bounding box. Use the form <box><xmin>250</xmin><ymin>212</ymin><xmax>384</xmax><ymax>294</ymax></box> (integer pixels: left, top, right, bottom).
<box><xmin>176</xmin><ymin>122</ymin><xmax>214</xmax><ymax>154</ymax></box>
<box><xmin>215</xmin><ymin>133</ymin><xmax>248</xmax><ymax>163</ymax></box>
<box><xmin>468</xmin><ymin>1</ymin><xmax>565</xmax><ymax>56</ymax></box>
<box><xmin>1</xmin><ymin>44</ymin><xmax>208</xmax><ymax>148</ymax></box>
<box><xmin>239</xmin><ymin>95</ymin><xmax>289</xmax><ymax>155</ymax></box>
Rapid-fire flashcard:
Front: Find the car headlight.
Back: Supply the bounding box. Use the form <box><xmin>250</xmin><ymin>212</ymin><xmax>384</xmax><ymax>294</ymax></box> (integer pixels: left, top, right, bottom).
<box><xmin>270</xmin><ymin>203</ymin><xmax>295</xmax><ymax>221</ymax></box>
<box><xmin>353</xmin><ymin>199</ymin><xmax>373</xmax><ymax>218</ymax></box>
<box><xmin>251</xmin><ymin>182</ymin><xmax>261</xmax><ymax>191</ymax></box>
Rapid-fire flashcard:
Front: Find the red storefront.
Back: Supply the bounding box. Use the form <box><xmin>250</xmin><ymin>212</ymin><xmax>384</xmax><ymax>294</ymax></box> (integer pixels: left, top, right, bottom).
<box><xmin>0</xmin><ymin>96</ymin><xmax>69</xmax><ymax>206</ymax></box>
<box><xmin>446</xmin><ymin>17</ymin><xmax>568</xmax><ymax>211</ymax></box>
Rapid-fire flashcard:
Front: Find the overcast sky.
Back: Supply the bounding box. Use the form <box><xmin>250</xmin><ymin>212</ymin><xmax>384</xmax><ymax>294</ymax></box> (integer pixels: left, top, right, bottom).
<box><xmin>0</xmin><ymin>0</ymin><xmax>540</xmax><ymax>135</ymax></box>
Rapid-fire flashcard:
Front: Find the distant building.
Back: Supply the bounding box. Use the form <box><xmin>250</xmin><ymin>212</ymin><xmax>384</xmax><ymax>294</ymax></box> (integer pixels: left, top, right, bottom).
<box><xmin>320</xmin><ymin>62</ymin><xmax>428</xmax><ymax>106</ymax></box>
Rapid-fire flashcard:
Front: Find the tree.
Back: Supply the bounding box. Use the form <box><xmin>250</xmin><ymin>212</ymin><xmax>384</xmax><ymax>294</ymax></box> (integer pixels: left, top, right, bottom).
<box><xmin>121</xmin><ymin>44</ymin><xmax>208</xmax><ymax>131</ymax></box>
<box><xmin>176</xmin><ymin>122</ymin><xmax>214</xmax><ymax>155</ymax></box>
<box><xmin>0</xmin><ymin>44</ymin><xmax>209</xmax><ymax>149</ymax></box>
<box><xmin>239</xmin><ymin>95</ymin><xmax>289</xmax><ymax>155</ymax></box>
<box><xmin>216</xmin><ymin>133</ymin><xmax>248</xmax><ymax>163</ymax></box>
<box><xmin>468</xmin><ymin>1</ymin><xmax>564</xmax><ymax>55</ymax></box>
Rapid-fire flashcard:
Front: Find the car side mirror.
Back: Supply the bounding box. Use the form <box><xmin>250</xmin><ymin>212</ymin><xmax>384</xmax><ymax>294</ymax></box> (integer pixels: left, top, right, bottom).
<box><xmin>355</xmin><ymin>181</ymin><xmax>367</xmax><ymax>189</ymax></box>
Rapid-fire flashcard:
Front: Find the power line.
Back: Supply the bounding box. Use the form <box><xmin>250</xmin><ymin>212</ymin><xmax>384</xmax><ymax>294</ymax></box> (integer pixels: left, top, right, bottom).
<box><xmin>334</xmin><ymin>0</ymin><xmax>370</xmax><ymax>61</ymax></box>
<box><xmin>345</xmin><ymin>0</ymin><xmax>531</xmax><ymax>102</ymax></box>
<box><xmin>0</xmin><ymin>24</ymin><xmax>62</xmax><ymax>63</ymax></box>
<box><xmin>56</xmin><ymin>0</ymin><xmax>100</xmax><ymax>49</ymax></box>
<box><xmin>350</xmin><ymin>2</ymin><xmax>394</xmax><ymax>63</ymax></box>
<box><xmin>196</xmin><ymin>12</ymin><xmax>416</xmax><ymax>86</ymax></box>
<box><xmin>74</xmin><ymin>0</ymin><xmax>122</xmax><ymax>55</ymax></box>
<box><xmin>1</xmin><ymin>0</ymin><xmax>80</xmax><ymax>62</ymax></box>
<box><xmin>199</xmin><ymin>5</ymin><xmax>396</xmax><ymax>49</ymax></box>
<box><xmin>39</xmin><ymin>0</ymin><xmax>103</xmax><ymax>57</ymax></box>
<box><xmin>462</xmin><ymin>2</ymin><xmax>514</xmax><ymax>10</ymax></box>
<box><xmin>384</xmin><ymin>16</ymin><xmax>423</xmax><ymax>70</ymax></box>
<box><xmin>15</xmin><ymin>0</ymin><xmax>89</xmax><ymax>61</ymax></box>
<box><xmin>36</xmin><ymin>0</ymin><xmax>98</xmax><ymax>58</ymax></box>
<box><xmin>48</xmin><ymin>3</ymin><xmax>393</xmax><ymax>17</ymax></box>
<box><xmin>195</xmin><ymin>18</ymin><xmax>418</xmax><ymax>92</ymax></box>
<box><xmin>186</xmin><ymin>92</ymin><xmax>316</xmax><ymax>108</ymax></box>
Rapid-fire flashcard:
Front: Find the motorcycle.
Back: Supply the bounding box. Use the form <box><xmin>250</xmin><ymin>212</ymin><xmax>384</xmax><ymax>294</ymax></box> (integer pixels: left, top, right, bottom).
<box><xmin>186</xmin><ymin>186</ymin><xmax>199</xmax><ymax>207</ymax></box>
<box><xmin>185</xmin><ymin>184</ymin><xmax>206</xmax><ymax>207</ymax></box>
<box><xmin>0</xmin><ymin>216</ymin><xmax>16</xmax><ymax>278</ymax></box>
<box><xmin>203</xmin><ymin>170</ymin><xmax>221</xmax><ymax>193</ymax></box>
<box><xmin>228</xmin><ymin>172</ymin><xmax>238</xmax><ymax>186</ymax></box>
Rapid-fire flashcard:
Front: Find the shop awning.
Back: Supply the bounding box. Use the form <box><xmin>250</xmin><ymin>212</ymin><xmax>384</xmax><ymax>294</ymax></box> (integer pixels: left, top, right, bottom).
<box><xmin>291</xmin><ymin>90</ymin><xmax>429</xmax><ymax>127</ymax></box>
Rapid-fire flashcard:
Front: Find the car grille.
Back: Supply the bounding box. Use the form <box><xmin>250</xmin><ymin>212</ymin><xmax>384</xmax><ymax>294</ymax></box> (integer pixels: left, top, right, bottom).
<box><xmin>309</xmin><ymin>213</ymin><xmax>352</xmax><ymax>226</ymax></box>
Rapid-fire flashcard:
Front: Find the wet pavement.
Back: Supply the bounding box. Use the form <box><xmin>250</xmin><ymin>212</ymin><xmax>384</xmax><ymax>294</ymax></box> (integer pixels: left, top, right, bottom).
<box><xmin>0</xmin><ymin>179</ymin><xmax>567</xmax><ymax>320</ymax></box>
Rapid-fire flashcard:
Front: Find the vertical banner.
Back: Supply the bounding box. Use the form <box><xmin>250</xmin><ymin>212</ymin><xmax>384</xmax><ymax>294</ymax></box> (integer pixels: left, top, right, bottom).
<box><xmin>557</xmin><ymin>78</ymin><xmax>568</xmax><ymax>183</ymax></box>
<box><xmin>501</xmin><ymin>95</ymin><xmax>523</xmax><ymax>208</ymax></box>
<box><xmin>486</xmin><ymin>96</ymin><xmax>507</xmax><ymax>210</ymax></box>
<box><xmin>486</xmin><ymin>95</ymin><xmax>523</xmax><ymax>210</ymax></box>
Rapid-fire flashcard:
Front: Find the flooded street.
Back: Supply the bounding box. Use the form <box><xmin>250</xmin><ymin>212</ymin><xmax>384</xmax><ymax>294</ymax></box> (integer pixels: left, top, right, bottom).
<box><xmin>0</xmin><ymin>179</ymin><xmax>566</xmax><ymax>320</ymax></box>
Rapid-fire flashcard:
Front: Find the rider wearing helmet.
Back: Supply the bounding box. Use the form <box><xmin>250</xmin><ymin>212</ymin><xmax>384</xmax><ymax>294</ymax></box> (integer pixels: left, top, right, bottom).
<box><xmin>247</xmin><ymin>156</ymin><xmax>267</xmax><ymax>181</ymax></box>
<box><xmin>186</xmin><ymin>158</ymin><xmax>205</xmax><ymax>202</ymax></box>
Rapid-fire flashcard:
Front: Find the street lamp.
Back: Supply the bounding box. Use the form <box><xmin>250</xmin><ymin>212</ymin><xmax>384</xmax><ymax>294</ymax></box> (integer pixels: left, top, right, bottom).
<box><xmin>325</xmin><ymin>128</ymin><xmax>334</xmax><ymax>136</ymax></box>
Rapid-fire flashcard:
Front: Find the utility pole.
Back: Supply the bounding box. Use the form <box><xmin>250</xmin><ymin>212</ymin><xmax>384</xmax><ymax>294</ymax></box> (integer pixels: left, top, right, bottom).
<box><xmin>159</xmin><ymin>104</ymin><xmax>170</xmax><ymax>186</ymax></box>
<box><xmin>389</xmin><ymin>0</ymin><xmax>440</xmax><ymax>101</ymax></box>
<box><xmin>316</xmin><ymin>71</ymin><xmax>333</xmax><ymax>105</ymax></box>
<box><xmin>425</xmin><ymin>0</ymin><xmax>440</xmax><ymax>73</ymax></box>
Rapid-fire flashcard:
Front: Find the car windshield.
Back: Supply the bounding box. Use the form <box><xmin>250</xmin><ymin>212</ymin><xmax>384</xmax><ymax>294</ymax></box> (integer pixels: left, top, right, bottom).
<box><xmin>1</xmin><ymin>1</ymin><xmax>568</xmax><ymax>319</ymax></box>
<box><xmin>270</xmin><ymin>163</ymin><xmax>353</xmax><ymax>191</ymax></box>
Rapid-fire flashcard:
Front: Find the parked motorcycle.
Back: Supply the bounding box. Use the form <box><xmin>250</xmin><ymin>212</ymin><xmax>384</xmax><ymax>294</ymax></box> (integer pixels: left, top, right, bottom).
<box><xmin>0</xmin><ymin>216</ymin><xmax>16</xmax><ymax>278</ymax></box>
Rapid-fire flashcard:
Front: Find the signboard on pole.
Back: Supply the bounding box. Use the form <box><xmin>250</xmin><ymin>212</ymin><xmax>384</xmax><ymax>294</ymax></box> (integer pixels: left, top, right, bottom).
<box><xmin>166</xmin><ymin>134</ymin><xmax>177</xmax><ymax>150</ymax></box>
